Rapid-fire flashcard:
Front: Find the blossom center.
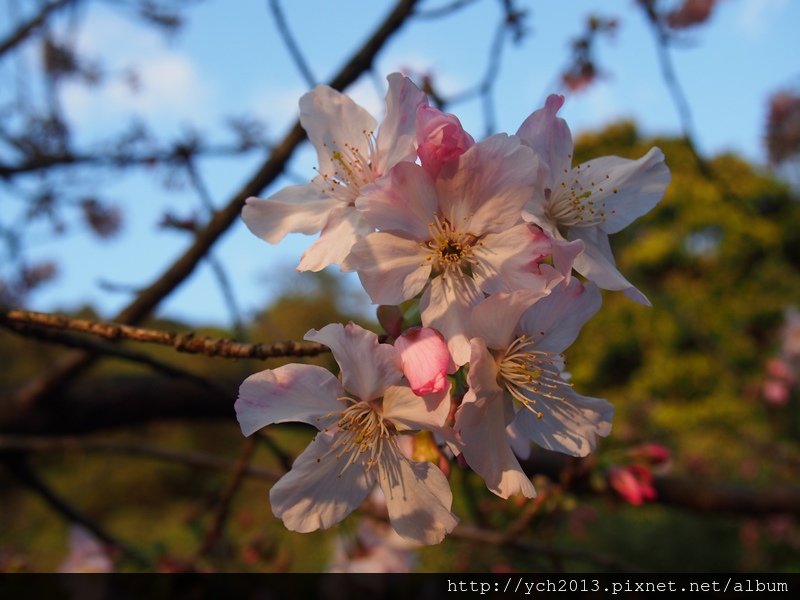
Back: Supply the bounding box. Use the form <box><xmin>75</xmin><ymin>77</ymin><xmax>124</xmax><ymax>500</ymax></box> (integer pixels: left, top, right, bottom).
<box><xmin>497</xmin><ymin>335</ymin><xmax>572</xmax><ymax>419</ymax></box>
<box><xmin>328</xmin><ymin>398</ymin><xmax>395</xmax><ymax>474</ymax></box>
<box><xmin>547</xmin><ymin>166</ymin><xmax>617</xmax><ymax>228</ymax></box>
<box><xmin>317</xmin><ymin>130</ymin><xmax>378</xmax><ymax>203</ymax></box>
<box><xmin>422</xmin><ymin>215</ymin><xmax>480</xmax><ymax>278</ymax></box>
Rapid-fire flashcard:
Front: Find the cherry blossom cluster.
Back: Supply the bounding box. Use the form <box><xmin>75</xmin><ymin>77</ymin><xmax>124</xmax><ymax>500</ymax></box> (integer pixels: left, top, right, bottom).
<box><xmin>235</xmin><ymin>74</ymin><xmax>670</xmax><ymax>545</ymax></box>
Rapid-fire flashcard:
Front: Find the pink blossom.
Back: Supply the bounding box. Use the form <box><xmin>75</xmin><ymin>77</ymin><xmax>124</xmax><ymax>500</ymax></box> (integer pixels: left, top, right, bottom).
<box><xmin>763</xmin><ymin>379</ymin><xmax>790</xmax><ymax>406</ymax></box>
<box><xmin>235</xmin><ymin>323</ymin><xmax>457</xmax><ymax>545</ymax></box>
<box><xmin>242</xmin><ymin>74</ymin><xmax>427</xmax><ymax>271</ymax></box>
<box><xmin>345</xmin><ymin>134</ymin><xmax>580</xmax><ymax>365</ymax></box>
<box><xmin>608</xmin><ymin>464</ymin><xmax>657</xmax><ymax>506</ymax></box>
<box><xmin>328</xmin><ymin>518</ymin><xmax>418</xmax><ymax>573</ymax></box>
<box><xmin>517</xmin><ymin>94</ymin><xmax>670</xmax><ymax>304</ymax></box>
<box><xmin>58</xmin><ymin>525</ymin><xmax>113</xmax><ymax>573</ymax></box>
<box><xmin>454</xmin><ymin>280</ymin><xmax>613</xmax><ymax>499</ymax></box>
<box><xmin>394</xmin><ymin>326</ymin><xmax>453</xmax><ymax>395</ymax></box>
<box><xmin>416</xmin><ymin>105</ymin><xmax>474</xmax><ymax>177</ymax></box>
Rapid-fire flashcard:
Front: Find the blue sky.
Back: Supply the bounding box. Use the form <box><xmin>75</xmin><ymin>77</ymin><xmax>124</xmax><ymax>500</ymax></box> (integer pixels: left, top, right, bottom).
<box><xmin>10</xmin><ymin>0</ymin><xmax>800</xmax><ymax>327</ymax></box>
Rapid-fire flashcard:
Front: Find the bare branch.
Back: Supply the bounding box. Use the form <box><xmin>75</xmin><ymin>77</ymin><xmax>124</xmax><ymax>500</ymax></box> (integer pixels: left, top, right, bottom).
<box><xmin>0</xmin><ymin>316</ymin><xmax>229</xmax><ymax>393</ymax></box>
<box><xmin>0</xmin><ymin>143</ymin><xmax>256</xmax><ymax>179</ymax></box>
<box><xmin>0</xmin><ymin>0</ymin><xmax>73</xmax><ymax>58</ymax></box>
<box><xmin>196</xmin><ymin>437</ymin><xmax>258</xmax><ymax>558</ymax></box>
<box><xmin>0</xmin><ymin>309</ymin><xmax>330</xmax><ymax>360</ymax></box>
<box><xmin>267</xmin><ymin>0</ymin><xmax>317</xmax><ymax>88</ymax></box>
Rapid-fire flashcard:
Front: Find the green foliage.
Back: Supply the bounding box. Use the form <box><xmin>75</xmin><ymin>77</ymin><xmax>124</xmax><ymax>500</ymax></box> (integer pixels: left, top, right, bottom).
<box><xmin>569</xmin><ymin>122</ymin><xmax>800</xmax><ymax>481</ymax></box>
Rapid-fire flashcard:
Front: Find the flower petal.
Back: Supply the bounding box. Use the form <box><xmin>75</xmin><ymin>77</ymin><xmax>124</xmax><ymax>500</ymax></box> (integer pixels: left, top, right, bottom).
<box><xmin>435</xmin><ymin>134</ymin><xmax>536</xmax><ymax>234</ymax></box>
<box><xmin>456</xmin><ymin>340</ymin><xmax>537</xmax><ymax>499</ymax></box>
<box><xmin>297</xmin><ymin>205</ymin><xmax>372</xmax><ymax>272</ymax></box>
<box><xmin>516</xmin><ymin>94</ymin><xmax>574</xmax><ymax>189</ymax></box>
<box><xmin>305</xmin><ymin>323</ymin><xmax>402</xmax><ymax>401</ymax></box>
<box><xmin>378</xmin><ymin>446</ymin><xmax>457</xmax><ymax>545</ymax></box>
<box><xmin>356</xmin><ymin>161</ymin><xmax>439</xmax><ymax>240</ymax></box>
<box><xmin>343</xmin><ymin>232</ymin><xmax>431</xmax><ymax>305</ymax></box>
<box><xmin>573</xmin><ymin>147</ymin><xmax>670</xmax><ymax>235</ymax></box>
<box><xmin>515</xmin><ymin>388</ymin><xmax>613</xmax><ymax>457</ymax></box>
<box><xmin>507</xmin><ymin>415</ymin><xmax>531</xmax><ymax>460</ymax></box>
<box><xmin>236</xmin><ymin>363</ymin><xmax>343</xmax><ymax>436</ymax></box>
<box><xmin>569</xmin><ymin>226</ymin><xmax>650</xmax><ymax>305</ymax></box>
<box><xmin>469</xmin><ymin>290</ymin><xmax>543</xmax><ymax>351</ymax></box>
<box><xmin>242</xmin><ymin>184</ymin><xmax>340</xmax><ymax>244</ymax></box>
<box><xmin>270</xmin><ymin>432</ymin><xmax>373</xmax><ymax>533</ymax></box>
<box><xmin>299</xmin><ymin>85</ymin><xmax>377</xmax><ymax>179</ymax></box>
<box><xmin>473</xmin><ymin>223</ymin><xmax>565</xmax><ymax>295</ymax></box>
<box><xmin>419</xmin><ymin>275</ymin><xmax>482</xmax><ymax>366</ymax></box>
<box><xmin>373</xmin><ymin>73</ymin><xmax>428</xmax><ymax>175</ymax></box>
<box><xmin>517</xmin><ymin>279</ymin><xmax>602</xmax><ymax>354</ymax></box>
<box><xmin>382</xmin><ymin>384</ymin><xmax>450</xmax><ymax>432</ymax></box>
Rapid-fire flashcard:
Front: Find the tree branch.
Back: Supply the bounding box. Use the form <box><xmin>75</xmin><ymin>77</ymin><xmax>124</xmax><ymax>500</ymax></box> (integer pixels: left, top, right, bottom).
<box><xmin>267</xmin><ymin>0</ymin><xmax>317</xmax><ymax>87</ymax></box>
<box><xmin>0</xmin><ymin>0</ymin><xmax>73</xmax><ymax>58</ymax></box>
<box><xmin>0</xmin><ymin>309</ymin><xmax>330</xmax><ymax>360</ymax></box>
<box><xmin>1</xmin><ymin>315</ymin><xmax>229</xmax><ymax>392</ymax></box>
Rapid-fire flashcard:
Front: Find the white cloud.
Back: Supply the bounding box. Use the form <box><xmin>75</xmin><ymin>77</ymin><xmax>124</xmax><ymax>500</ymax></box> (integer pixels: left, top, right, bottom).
<box><xmin>60</xmin><ymin>7</ymin><xmax>212</xmax><ymax>128</ymax></box>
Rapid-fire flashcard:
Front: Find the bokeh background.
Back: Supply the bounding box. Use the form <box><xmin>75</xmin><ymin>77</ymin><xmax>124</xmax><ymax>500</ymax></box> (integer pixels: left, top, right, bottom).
<box><xmin>1</xmin><ymin>0</ymin><xmax>799</xmax><ymax>573</ymax></box>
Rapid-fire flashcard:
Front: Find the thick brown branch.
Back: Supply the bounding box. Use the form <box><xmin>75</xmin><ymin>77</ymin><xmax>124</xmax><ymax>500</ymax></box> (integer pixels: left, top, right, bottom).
<box><xmin>1</xmin><ymin>316</ymin><xmax>228</xmax><ymax>392</ymax></box>
<box><xmin>11</xmin><ymin>0</ymin><xmax>419</xmax><ymax>410</ymax></box>
<box><xmin>0</xmin><ymin>309</ymin><xmax>330</xmax><ymax>359</ymax></box>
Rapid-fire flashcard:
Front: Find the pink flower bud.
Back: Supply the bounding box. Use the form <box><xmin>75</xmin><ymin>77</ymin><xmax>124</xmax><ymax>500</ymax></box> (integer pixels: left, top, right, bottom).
<box><xmin>416</xmin><ymin>105</ymin><xmax>474</xmax><ymax>177</ymax></box>
<box><xmin>395</xmin><ymin>326</ymin><xmax>452</xmax><ymax>396</ymax></box>
<box><xmin>608</xmin><ymin>464</ymin><xmax>657</xmax><ymax>506</ymax></box>
<box><xmin>763</xmin><ymin>379</ymin><xmax>790</xmax><ymax>406</ymax></box>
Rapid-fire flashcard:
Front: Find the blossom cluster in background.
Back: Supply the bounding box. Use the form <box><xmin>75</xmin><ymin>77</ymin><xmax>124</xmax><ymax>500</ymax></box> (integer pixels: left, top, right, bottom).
<box><xmin>235</xmin><ymin>74</ymin><xmax>670</xmax><ymax>545</ymax></box>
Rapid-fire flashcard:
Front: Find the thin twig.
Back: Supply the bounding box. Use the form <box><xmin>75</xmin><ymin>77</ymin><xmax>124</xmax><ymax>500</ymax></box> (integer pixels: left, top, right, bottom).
<box><xmin>0</xmin><ymin>0</ymin><xmax>72</xmax><ymax>57</ymax></box>
<box><xmin>196</xmin><ymin>437</ymin><xmax>258</xmax><ymax>558</ymax></box>
<box><xmin>639</xmin><ymin>2</ymin><xmax>713</xmax><ymax>178</ymax></box>
<box><xmin>183</xmin><ymin>157</ymin><xmax>246</xmax><ymax>339</ymax></box>
<box><xmin>267</xmin><ymin>0</ymin><xmax>316</xmax><ymax>87</ymax></box>
<box><xmin>0</xmin><ymin>309</ymin><xmax>330</xmax><ymax>360</ymax></box>
<box><xmin>413</xmin><ymin>0</ymin><xmax>482</xmax><ymax>19</ymax></box>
